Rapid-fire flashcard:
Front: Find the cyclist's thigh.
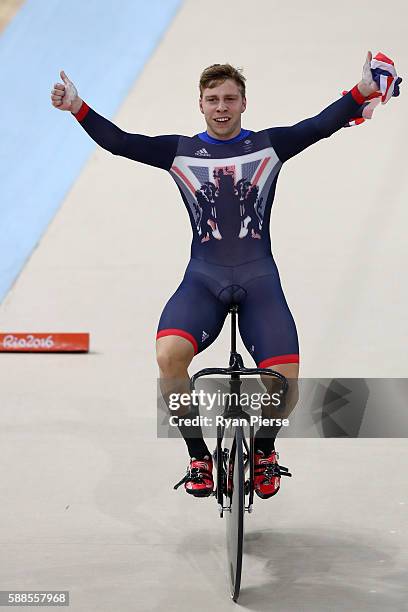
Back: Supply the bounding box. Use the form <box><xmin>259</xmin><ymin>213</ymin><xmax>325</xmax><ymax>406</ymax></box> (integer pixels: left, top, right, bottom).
<box><xmin>157</xmin><ymin>271</ymin><xmax>229</xmax><ymax>356</ymax></box>
<box><xmin>238</xmin><ymin>264</ymin><xmax>299</xmax><ymax>368</ymax></box>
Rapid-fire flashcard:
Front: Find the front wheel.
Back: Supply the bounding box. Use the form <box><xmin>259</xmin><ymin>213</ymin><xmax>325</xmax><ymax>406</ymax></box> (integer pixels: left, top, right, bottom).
<box><xmin>225</xmin><ymin>426</ymin><xmax>245</xmax><ymax>601</ymax></box>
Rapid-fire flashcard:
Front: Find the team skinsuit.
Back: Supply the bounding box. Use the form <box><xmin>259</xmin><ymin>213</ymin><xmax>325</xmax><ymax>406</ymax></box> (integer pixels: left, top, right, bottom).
<box><xmin>72</xmin><ymin>84</ymin><xmax>368</xmax><ymax>496</ymax></box>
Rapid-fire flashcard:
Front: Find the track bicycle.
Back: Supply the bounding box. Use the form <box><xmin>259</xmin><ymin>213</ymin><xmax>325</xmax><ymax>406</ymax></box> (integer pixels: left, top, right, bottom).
<box><xmin>187</xmin><ymin>304</ymin><xmax>292</xmax><ymax>601</ymax></box>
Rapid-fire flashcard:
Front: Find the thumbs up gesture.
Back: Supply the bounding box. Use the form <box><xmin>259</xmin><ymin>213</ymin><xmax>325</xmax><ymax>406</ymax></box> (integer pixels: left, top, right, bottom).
<box><xmin>51</xmin><ymin>70</ymin><xmax>82</xmax><ymax>113</ymax></box>
<box><xmin>357</xmin><ymin>51</ymin><xmax>380</xmax><ymax>98</ymax></box>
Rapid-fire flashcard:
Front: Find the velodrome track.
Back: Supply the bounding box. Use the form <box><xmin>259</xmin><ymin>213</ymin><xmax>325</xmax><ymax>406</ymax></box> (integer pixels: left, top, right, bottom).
<box><xmin>0</xmin><ymin>1</ymin><xmax>407</xmax><ymax>610</ymax></box>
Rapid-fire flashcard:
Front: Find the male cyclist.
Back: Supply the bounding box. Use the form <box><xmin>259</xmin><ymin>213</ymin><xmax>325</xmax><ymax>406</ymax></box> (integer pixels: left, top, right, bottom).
<box><xmin>51</xmin><ymin>52</ymin><xmax>383</xmax><ymax>499</ymax></box>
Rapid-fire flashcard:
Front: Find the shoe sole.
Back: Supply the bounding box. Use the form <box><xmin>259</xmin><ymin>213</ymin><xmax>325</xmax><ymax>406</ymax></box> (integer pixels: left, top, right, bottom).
<box><xmin>186</xmin><ymin>488</ymin><xmax>213</xmax><ymax>498</ymax></box>
<box><xmin>255</xmin><ymin>487</ymin><xmax>280</xmax><ymax>499</ymax></box>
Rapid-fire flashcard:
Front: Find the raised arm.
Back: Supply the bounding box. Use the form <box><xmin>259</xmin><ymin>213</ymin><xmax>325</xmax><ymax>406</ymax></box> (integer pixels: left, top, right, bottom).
<box><xmin>268</xmin><ymin>51</ymin><xmax>380</xmax><ymax>163</ymax></box>
<box><xmin>51</xmin><ymin>70</ymin><xmax>179</xmax><ymax>171</ymax></box>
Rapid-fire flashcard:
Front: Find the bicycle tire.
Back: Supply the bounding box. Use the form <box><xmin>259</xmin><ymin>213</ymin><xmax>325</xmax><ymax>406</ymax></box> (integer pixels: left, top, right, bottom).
<box><xmin>225</xmin><ymin>425</ymin><xmax>244</xmax><ymax>601</ymax></box>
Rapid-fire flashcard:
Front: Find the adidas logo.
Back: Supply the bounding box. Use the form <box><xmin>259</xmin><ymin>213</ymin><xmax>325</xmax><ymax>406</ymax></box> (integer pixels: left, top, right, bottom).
<box><xmin>195</xmin><ymin>148</ymin><xmax>211</xmax><ymax>157</ymax></box>
<box><xmin>202</xmin><ymin>330</ymin><xmax>209</xmax><ymax>342</ymax></box>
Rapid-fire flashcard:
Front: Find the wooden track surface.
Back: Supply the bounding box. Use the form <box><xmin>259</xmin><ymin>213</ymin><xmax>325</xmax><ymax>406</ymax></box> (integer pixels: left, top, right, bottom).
<box><xmin>0</xmin><ymin>0</ymin><xmax>25</xmax><ymax>33</ymax></box>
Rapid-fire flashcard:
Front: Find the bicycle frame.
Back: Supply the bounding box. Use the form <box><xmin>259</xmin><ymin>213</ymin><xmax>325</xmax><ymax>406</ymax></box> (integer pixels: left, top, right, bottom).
<box><xmin>190</xmin><ymin>304</ymin><xmax>289</xmax><ymax>513</ymax></box>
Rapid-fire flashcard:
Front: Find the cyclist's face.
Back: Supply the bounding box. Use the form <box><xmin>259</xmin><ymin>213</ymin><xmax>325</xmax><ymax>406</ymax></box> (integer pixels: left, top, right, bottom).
<box><xmin>199</xmin><ymin>79</ymin><xmax>246</xmax><ymax>140</ymax></box>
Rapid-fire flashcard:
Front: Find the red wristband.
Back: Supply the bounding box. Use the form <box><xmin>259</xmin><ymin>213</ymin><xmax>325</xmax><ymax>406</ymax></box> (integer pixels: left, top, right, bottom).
<box><xmin>73</xmin><ymin>101</ymin><xmax>90</xmax><ymax>122</ymax></box>
<box><xmin>350</xmin><ymin>85</ymin><xmax>367</xmax><ymax>105</ymax></box>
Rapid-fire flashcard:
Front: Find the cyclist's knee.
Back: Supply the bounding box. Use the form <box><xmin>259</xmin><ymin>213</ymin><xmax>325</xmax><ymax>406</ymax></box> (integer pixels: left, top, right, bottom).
<box><xmin>156</xmin><ymin>335</ymin><xmax>194</xmax><ymax>376</ymax></box>
<box><xmin>260</xmin><ymin>363</ymin><xmax>299</xmax><ymax>415</ymax></box>
<box><xmin>260</xmin><ymin>363</ymin><xmax>298</xmax><ymax>390</ymax></box>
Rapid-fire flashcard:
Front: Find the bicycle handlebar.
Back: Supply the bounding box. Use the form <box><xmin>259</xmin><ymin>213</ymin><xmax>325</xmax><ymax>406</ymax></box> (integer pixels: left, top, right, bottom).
<box><xmin>190</xmin><ymin>366</ymin><xmax>288</xmax><ymax>396</ymax></box>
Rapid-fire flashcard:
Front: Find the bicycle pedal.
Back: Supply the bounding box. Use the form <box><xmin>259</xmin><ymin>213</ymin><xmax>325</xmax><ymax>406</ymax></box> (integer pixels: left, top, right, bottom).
<box><xmin>280</xmin><ymin>469</ymin><xmax>292</xmax><ymax>477</ymax></box>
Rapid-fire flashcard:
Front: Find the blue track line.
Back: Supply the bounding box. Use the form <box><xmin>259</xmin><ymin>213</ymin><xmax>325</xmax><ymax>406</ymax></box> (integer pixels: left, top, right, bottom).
<box><xmin>0</xmin><ymin>0</ymin><xmax>182</xmax><ymax>302</ymax></box>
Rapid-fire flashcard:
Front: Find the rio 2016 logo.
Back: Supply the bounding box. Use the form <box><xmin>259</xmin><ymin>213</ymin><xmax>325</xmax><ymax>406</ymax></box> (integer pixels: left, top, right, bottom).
<box><xmin>2</xmin><ymin>334</ymin><xmax>54</xmax><ymax>349</ymax></box>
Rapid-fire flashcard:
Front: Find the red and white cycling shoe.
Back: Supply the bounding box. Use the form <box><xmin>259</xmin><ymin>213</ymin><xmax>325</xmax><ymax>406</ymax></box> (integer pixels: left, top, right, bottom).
<box><xmin>254</xmin><ymin>450</ymin><xmax>291</xmax><ymax>499</ymax></box>
<box><xmin>174</xmin><ymin>456</ymin><xmax>214</xmax><ymax>497</ymax></box>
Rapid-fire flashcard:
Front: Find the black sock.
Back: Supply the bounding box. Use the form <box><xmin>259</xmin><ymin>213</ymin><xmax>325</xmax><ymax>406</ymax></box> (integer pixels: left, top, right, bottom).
<box><xmin>176</xmin><ymin>415</ymin><xmax>210</xmax><ymax>459</ymax></box>
<box><xmin>254</xmin><ymin>424</ymin><xmax>280</xmax><ymax>455</ymax></box>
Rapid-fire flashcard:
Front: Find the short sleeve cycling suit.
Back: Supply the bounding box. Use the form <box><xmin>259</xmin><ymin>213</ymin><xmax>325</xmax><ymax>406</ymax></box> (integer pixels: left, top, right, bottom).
<box><xmin>73</xmin><ymin>85</ymin><xmax>367</xmax><ymax>367</ymax></box>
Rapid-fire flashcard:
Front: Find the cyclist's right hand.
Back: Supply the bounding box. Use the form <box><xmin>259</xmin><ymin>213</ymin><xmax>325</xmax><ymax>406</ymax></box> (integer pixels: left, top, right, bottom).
<box><xmin>51</xmin><ymin>70</ymin><xmax>82</xmax><ymax>113</ymax></box>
